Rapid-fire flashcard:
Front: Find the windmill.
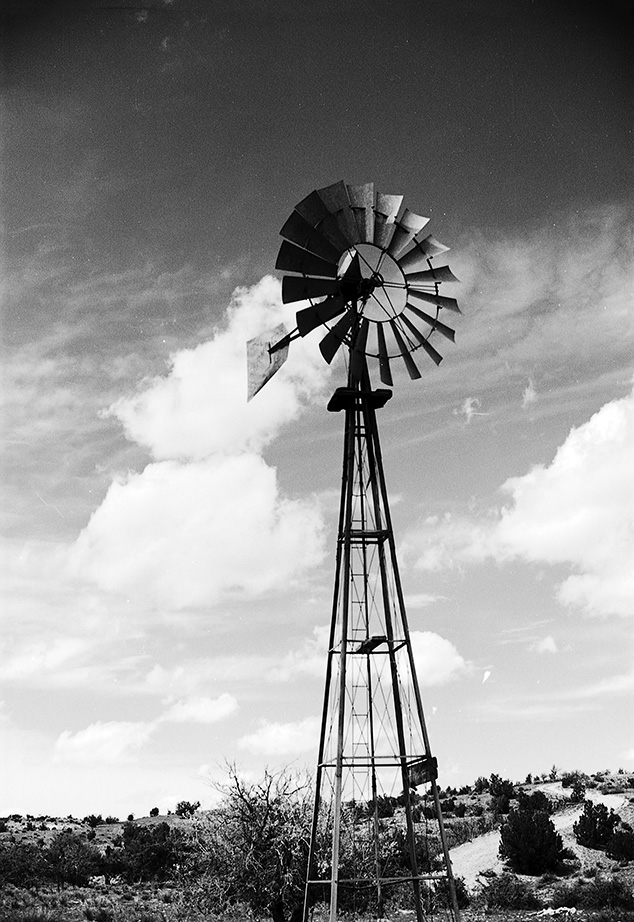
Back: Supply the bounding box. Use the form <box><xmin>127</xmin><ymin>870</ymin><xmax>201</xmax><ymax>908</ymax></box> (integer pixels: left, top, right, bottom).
<box><xmin>247</xmin><ymin>181</ymin><xmax>462</xmax><ymax>922</ymax></box>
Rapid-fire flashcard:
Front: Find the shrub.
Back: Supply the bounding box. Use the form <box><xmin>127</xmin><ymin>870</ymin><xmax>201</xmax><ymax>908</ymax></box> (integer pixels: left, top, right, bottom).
<box><xmin>607</xmin><ymin>829</ymin><xmax>634</xmax><ymax>861</ymax></box>
<box><xmin>149</xmin><ymin>807</ymin><xmax>159</xmax><ymax>818</ymax></box>
<box><xmin>552</xmin><ymin>879</ymin><xmax>586</xmax><ymax>907</ymax></box>
<box><xmin>581</xmin><ymin>876</ymin><xmax>634</xmax><ymax>910</ymax></box>
<box><xmin>175</xmin><ymin>800</ymin><xmax>200</xmax><ymax>818</ymax></box>
<box><xmin>553</xmin><ymin>876</ymin><xmax>634</xmax><ymax>911</ymax></box>
<box><xmin>83</xmin><ymin>815</ymin><xmax>103</xmax><ymax>829</ymax></box>
<box><xmin>482</xmin><ymin>872</ymin><xmax>541</xmax><ymax>910</ymax></box>
<box><xmin>473</xmin><ymin>776</ymin><xmax>489</xmax><ymax>794</ymax></box>
<box><xmin>491</xmin><ymin>794</ymin><xmax>510</xmax><ymax>815</ymax></box>
<box><xmin>573</xmin><ymin>799</ymin><xmax>620</xmax><ymax>849</ymax></box>
<box><xmin>489</xmin><ymin>773</ymin><xmax>515</xmax><ymax>799</ymax></box>
<box><xmin>499</xmin><ymin>807</ymin><xmax>565</xmax><ymax>874</ymax></box>
<box><xmin>517</xmin><ymin>790</ymin><xmax>553</xmax><ymax>814</ymax></box>
<box><xmin>46</xmin><ymin>829</ymin><xmax>101</xmax><ymax>887</ymax></box>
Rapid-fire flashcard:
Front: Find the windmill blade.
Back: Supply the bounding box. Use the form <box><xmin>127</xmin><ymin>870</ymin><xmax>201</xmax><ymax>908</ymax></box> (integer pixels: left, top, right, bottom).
<box><xmin>347</xmin><ymin>182</ymin><xmax>375</xmax><ymax>242</ymax></box>
<box><xmin>246</xmin><ymin>323</ymin><xmax>289</xmax><ymax>400</ymax></box>
<box><xmin>406</xmin><ymin>303</ymin><xmax>456</xmax><ymax>342</ymax></box>
<box><xmin>373</xmin><ymin>192</ymin><xmax>403</xmax><ymax>248</ymax></box>
<box><xmin>350</xmin><ymin>317</ymin><xmax>369</xmax><ymax>382</ymax></box>
<box><xmin>316</xmin><ymin>180</ymin><xmax>358</xmax><ymax>244</ymax></box>
<box><xmin>397</xmin><ymin>234</ymin><xmax>451</xmax><ymax>273</ymax></box>
<box><xmin>282</xmin><ymin>275</ymin><xmax>341</xmax><ymax>304</ymax></box>
<box><xmin>279</xmin><ymin>211</ymin><xmax>341</xmax><ymax>263</ymax></box>
<box><xmin>294</xmin><ymin>190</ymin><xmax>353</xmax><ymax>251</ymax></box>
<box><xmin>319</xmin><ymin>310</ymin><xmax>355</xmax><ymax>364</ymax></box>
<box><xmin>408</xmin><ymin>288</ymin><xmax>461</xmax><ymax>313</ymax></box>
<box><xmin>405</xmin><ymin>265</ymin><xmax>460</xmax><ymax>284</ymax></box>
<box><xmin>376</xmin><ymin>322</ymin><xmax>393</xmax><ymax>386</ymax></box>
<box><xmin>387</xmin><ymin>209</ymin><xmax>430</xmax><ymax>258</ymax></box>
<box><xmin>275</xmin><ymin>240</ymin><xmax>338</xmax><ymax>278</ymax></box>
<box><xmin>389</xmin><ymin>320</ymin><xmax>422</xmax><ymax>380</ymax></box>
<box><xmin>296</xmin><ymin>294</ymin><xmax>347</xmax><ymax>336</ymax></box>
<box><xmin>400</xmin><ymin>313</ymin><xmax>444</xmax><ymax>366</ymax></box>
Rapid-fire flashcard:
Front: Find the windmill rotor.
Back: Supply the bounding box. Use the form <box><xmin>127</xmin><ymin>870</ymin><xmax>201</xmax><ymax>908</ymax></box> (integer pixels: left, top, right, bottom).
<box><xmin>247</xmin><ymin>180</ymin><xmax>461</xmax><ymax>399</ymax></box>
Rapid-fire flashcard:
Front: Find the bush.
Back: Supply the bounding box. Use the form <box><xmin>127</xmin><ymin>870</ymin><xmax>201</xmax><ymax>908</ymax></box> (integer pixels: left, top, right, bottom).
<box><xmin>516</xmin><ymin>790</ymin><xmax>553</xmax><ymax>814</ymax></box>
<box><xmin>83</xmin><ymin>814</ymin><xmax>103</xmax><ymax>829</ymax></box>
<box><xmin>120</xmin><ymin>821</ymin><xmax>189</xmax><ymax>882</ymax></box>
<box><xmin>552</xmin><ymin>876</ymin><xmax>634</xmax><ymax>911</ymax></box>
<box><xmin>175</xmin><ymin>800</ymin><xmax>200</xmax><ymax>818</ymax></box>
<box><xmin>482</xmin><ymin>872</ymin><xmax>541</xmax><ymax>910</ymax></box>
<box><xmin>46</xmin><ymin>829</ymin><xmax>101</xmax><ymax>887</ymax></box>
<box><xmin>491</xmin><ymin>794</ymin><xmax>510</xmax><ymax>815</ymax></box>
<box><xmin>582</xmin><ymin>876</ymin><xmax>634</xmax><ymax>910</ymax></box>
<box><xmin>149</xmin><ymin>807</ymin><xmax>159</xmax><ymax>818</ymax></box>
<box><xmin>607</xmin><ymin>829</ymin><xmax>634</xmax><ymax>861</ymax></box>
<box><xmin>499</xmin><ymin>807</ymin><xmax>565</xmax><ymax>875</ymax></box>
<box><xmin>573</xmin><ymin>799</ymin><xmax>620</xmax><ymax>849</ymax></box>
<box><xmin>489</xmin><ymin>773</ymin><xmax>515</xmax><ymax>799</ymax></box>
<box><xmin>184</xmin><ymin>765</ymin><xmax>312</xmax><ymax>922</ymax></box>
<box><xmin>473</xmin><ymin>776</ymin><xmax>489</xmax><ymax>794</ymax></box>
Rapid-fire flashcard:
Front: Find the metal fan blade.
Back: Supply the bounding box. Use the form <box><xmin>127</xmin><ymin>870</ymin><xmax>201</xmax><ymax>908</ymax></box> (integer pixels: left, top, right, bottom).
<box><xmin>296</xmin><ymin>295</ymin><xmax>346</xmax><ymax>336</ymax></box>
<box><xmin>294</xmin><ymin>190</ymin><xmax>352</xmax><ymax>252</ymax></box>
<box><xmin>340</xmin><ymin>250</ymin><xmax>363</xmax><ymax>283</ymax></box>
<box><xmin>389</xmin><ymin>320</ymin><xmax>421</xmax><ymax>379</ymax></box>
<box><xmin>387</xmin><ymin>209</ymin><xmax>429</xmax><ymax>258</ymax></box>
<box><xmin>350</xmin><ymin>317</ymin><xmax>369</xmax><ymax>382</ymax></box>
<box><xmin>316</xmin><ymin>180</ymin><xmax>358</xmax><ymax>244</ymax></box>
<box><xmin>275</xmin><ymin>240</ymin><xmax>338</xmax><ymax>278</ymax></box>
<box><xmin>246</xmin><ymin>323</ymin><xmax>289</xmax><ymax>400</ymax></box>
<box><xmin>373</xmin><ymin>192</ymin><xmax>403</xmax><ymax>248</ymax></box>
<box><xmin>405</xmin><ymin>303</ymin><xmax>455</xmax><ymax>342</ymax></box>
<box><xmin>376</xmin><ymin>322</ymin><xmax>393</xmax><ymax>386</ymax></box>
<box><xmin>400</xmin><ymin>313</ymin><xmax>444</xmax><ymax>366</ymax></box>
<box><xmin>397</xmin><ymin>234</ymin><xmax>450</xmax><ymax>272</ymax></box>
<box><xmin>279</xmin><ymin>210</ymin><xmax>341</xmax><ymax>263</ymax></box>
<box><xmin>347</xmin><ymin>182</ymin><xmax>375</xmax><ymax>242</ymax></box>
<box><xmin>282</xmin><ymin>275</ymin><xmax>340</xmax><ymax>304</ymax></box>
<box><xmin>319</xmin><ymin>310</ymin><xmax>355</xmax><ymax>364</ymax></box>
<box><xmin>408</xmin><ymin>288</ymin><xmax>460</xmax><ymax>313</ymax></box>
<box><xmin>405</xmin><ymin>265</ymin><xmax>460</xmax><ymax>284</ymax></box>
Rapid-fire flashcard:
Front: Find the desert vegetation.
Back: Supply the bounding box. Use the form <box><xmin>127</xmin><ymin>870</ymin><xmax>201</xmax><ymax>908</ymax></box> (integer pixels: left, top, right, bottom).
<box><xmin>1</xmin><ymin>767</ymin><xmax>633</xmax><ymax>921</ymax></box>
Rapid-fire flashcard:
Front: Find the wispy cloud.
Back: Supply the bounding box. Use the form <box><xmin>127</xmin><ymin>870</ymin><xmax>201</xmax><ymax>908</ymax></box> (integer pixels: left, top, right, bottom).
<box><xmin>530</xmin><ymin>635</ymin><xmax>558</xmax><ymax>654</ymax></box>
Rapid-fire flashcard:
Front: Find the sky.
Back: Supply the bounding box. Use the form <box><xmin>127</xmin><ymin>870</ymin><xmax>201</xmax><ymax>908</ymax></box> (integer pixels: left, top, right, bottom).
<box><xmin>1</xmin><ymin>0</ymin><xmax>633</xmax><ymax>819</ymax></box>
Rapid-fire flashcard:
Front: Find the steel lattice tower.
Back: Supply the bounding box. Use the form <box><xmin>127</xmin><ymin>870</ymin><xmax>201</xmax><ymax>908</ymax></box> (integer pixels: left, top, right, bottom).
<box><xmin>247</xmin><ymin>180</ymin><xmax>464</xmax><ymax>922</ymax></box>
<box><xmin>301</xmin><ymin>360</ymin><xmax>460</xmax><ymax>922</ymax></box>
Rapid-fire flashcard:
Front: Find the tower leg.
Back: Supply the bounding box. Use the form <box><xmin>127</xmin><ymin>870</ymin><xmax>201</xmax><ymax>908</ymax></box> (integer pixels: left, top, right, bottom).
<box><xmin>304</xmin><ymin>367</ymin><xmax>461</xmax><ymax>921</ymax></box>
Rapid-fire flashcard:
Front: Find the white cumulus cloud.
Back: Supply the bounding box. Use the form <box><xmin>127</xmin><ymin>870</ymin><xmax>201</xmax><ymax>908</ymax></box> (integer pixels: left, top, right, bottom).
<box><xmin>107</xmin><ymin>276</ymin><xmax>329</xmax><ymax>460</ymax></box>
<box><xmin>160</xmin><ymin>693</ymin><xmax>238</xmax><ymax>724</ymax></box>
<box><xmin>70</xmin><ymin>277</ymin><xmax>330</xmax><ymax>610</ymax></box>
<box><xmin>494</xmin><ymin>384</ymin><xmax>634</xmax><ymax>617</ymax></box>
<box><xmin>407</xmin><ymin>631</ymin><xmax>468</xmax><ymax>686</ymax></box>
<box><xmin>238</xmin><ymin>717</ymin><xmax>320</xmax><ymax>755</ymax></box>
<box><xmin>54</xmin><ymin>720</ymin><xmax>155</xmax><ymax>764</ymax></box>
<box><xmin>405</xmin><ymin>384</ymin><xmax>634</xmax><ymax>619</ymax></box>
<box><xmin>71</xmin><ymin>454</ymin><xmax>324</xmax><ymax>608</ymax></box>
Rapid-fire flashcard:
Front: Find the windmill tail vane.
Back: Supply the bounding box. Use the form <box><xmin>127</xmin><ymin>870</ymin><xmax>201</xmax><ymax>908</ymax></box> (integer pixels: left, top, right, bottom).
<box><xmin>246</xmin><ymin>181</ymin><xmax>463</xmax><ymax>922</ymax></box>
<box><xmin>247</xmin><ymin>180</ymin><xmax>460</xmax><ymax>400</ymax></box>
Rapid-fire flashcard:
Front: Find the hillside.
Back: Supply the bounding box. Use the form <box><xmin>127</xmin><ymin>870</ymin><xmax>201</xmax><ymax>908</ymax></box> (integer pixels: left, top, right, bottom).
<box><xmin>1</xmin><ymin>770</ymin><xmax>633</xmax><ymax>921</ymax></box>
